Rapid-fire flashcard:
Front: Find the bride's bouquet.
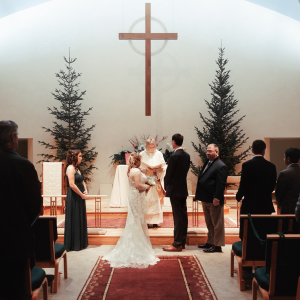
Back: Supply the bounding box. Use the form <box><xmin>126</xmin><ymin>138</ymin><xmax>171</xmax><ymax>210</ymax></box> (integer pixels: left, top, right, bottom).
<box><xmin>146</xmin><ymin>176</ymin><xmax>157</xmax><ymax>193</ymax></box>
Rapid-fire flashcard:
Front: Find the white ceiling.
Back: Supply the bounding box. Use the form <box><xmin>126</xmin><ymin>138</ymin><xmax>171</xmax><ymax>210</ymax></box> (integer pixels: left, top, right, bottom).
<box><xmin>0</xmin><ymin>0</ymin><xmax>299</xmax><ymax>22</ymax></box>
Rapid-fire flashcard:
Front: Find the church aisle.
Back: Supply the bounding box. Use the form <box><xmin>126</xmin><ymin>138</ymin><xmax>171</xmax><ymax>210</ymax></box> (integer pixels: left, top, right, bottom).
<box><xmin>37</xmin><ymin>245</ymin><xmax>263</xmax><ymax>300</ymax></box>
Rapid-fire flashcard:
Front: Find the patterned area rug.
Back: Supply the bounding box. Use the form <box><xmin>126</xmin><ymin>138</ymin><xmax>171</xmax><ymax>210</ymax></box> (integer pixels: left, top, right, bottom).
<box><xmin>58</xmin><ymin>217</ymin><xmax>236</xmax><ymax>228</ymax></box>
<box><xmin>77</xmin><ymin>255</ymin><xmax>217</xmax><ymax>300</ymax></box>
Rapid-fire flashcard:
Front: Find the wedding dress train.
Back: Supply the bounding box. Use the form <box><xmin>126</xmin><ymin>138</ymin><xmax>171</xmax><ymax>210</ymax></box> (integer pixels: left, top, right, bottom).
<box><xmin>103</xmin><ymin>168</ymin><xmax>159</xmax><ymax>268</ymax></box>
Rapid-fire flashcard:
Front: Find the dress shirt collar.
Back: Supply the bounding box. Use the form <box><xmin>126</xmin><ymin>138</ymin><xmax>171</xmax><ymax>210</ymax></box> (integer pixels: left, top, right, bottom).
<box><xmin>288</xmin><ymin>163</ymin><xmax>299</xmax><ymax>168</ymax></box>
<box><xmin>174</xmin><ymin>147</ymin><xmax>183</xmax><ymax>152</ymax></box>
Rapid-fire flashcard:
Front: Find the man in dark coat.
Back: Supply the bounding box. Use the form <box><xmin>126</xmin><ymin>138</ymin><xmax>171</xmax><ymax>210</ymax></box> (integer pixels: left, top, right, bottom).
<box><xmin>195</xmin><ymin>144</ymin><xmax>228</xmax><ymax>253</ymax></box>
<box><xmin>0</xmin><ymin>120</ymin><xmax>42</xmax><ymax>300</ymax></box>
<box><xmin>163</xmin><ymin>133</ymin><xmax>190</xmax><ymax>252</ymax></box>
<box><xmin>295</xmin><ymin>195</ymin><xmax>300</xmax><ymax>225</ymax></box>
<box><xmin>236</xmin><ymin>140</ymin><xmax>277</xmax><ymax>215</ymax></box>
<box><xmin>275</xmin><ymin>148</ymin><xmax>300</xmax><ymax>214</ymax></box>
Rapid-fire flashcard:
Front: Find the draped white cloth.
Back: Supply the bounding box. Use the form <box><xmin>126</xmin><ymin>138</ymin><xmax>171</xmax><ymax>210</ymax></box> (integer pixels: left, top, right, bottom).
<box><xmin>42</xmin><ymin>162</ymin><xmax>62</xmax><ymax>206</ymax></box>
<box><xmin>140</xmin><ymin>150</ymin><xmax>166</xmax><ymax>224</ymax></box>
<box><xmin>109</xmin><ymin>165</ymin><xmax>129</xmax><ymax>207</ymax></box>
<box><xmin>103</xmin><ymin>168</ymin><xmax>159</xmax><ymax>268</ymax></box>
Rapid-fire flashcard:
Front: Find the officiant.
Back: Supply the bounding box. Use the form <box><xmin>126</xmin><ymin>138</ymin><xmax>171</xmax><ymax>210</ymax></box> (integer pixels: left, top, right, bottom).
<box><xmin>140</xmin><ymin>138</ymin><xmax>166</xmax><ymax>228</ymax></box>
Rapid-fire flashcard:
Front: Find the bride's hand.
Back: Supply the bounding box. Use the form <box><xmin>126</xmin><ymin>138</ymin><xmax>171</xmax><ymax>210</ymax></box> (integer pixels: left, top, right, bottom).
<box><xmin>146</xmin><ymin>185</ymin><xmax>151</xmax><ymax>191</ymax></box>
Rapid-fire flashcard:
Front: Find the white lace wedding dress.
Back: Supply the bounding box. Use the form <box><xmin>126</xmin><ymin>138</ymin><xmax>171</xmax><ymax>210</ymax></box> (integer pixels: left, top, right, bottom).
<box><xmin>103</xmin><ymin>168</ymin><xmax>160</xmax><ymax>268</ymax></box>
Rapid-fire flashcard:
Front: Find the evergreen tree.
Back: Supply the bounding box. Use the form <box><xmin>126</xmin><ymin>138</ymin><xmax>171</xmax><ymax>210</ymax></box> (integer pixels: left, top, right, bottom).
<box><xmin>38</xmin><ymin>51</ymin><xmax>98</xmax><ymax>183</ymax></box>
<box><xmin>191</xmin><ymin>46</ymin><xmax>251</xmax><ymax>177</ymax></box>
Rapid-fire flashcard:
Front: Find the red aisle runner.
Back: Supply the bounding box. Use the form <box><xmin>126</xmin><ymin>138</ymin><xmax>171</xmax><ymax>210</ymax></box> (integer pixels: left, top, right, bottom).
<box><xmin>77</xmin><ymin>255</ymin><xmax>218</xmax><ymax>300</ymax></box>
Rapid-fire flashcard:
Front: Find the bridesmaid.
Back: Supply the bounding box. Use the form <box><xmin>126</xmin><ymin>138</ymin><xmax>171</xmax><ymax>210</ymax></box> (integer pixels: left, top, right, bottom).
<box><xmin>64</xmin><ymin>149</ymin><xmax>88</xmax><ymax>251</ymax></box>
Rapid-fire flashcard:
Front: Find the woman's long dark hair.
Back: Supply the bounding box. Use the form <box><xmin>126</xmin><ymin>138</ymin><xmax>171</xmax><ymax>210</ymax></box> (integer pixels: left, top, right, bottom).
<box><xmin>64</xmin><ymin>149</ymin><xmax>81</xmax><ymax>174</ymax></box>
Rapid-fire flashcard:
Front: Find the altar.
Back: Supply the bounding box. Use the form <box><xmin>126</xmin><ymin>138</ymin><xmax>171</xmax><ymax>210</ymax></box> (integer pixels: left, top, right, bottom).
<box><xmin>109</xmin><ymin>165</ymin><xmax>171</xmax><ymax>207</ymax></box>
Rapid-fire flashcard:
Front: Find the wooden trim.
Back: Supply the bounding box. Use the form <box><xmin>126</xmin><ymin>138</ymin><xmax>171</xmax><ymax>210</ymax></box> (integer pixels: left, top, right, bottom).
<box><xmin>269</xmin><ymin>241</ymin><xmax>278</xmax><ymax>296</ymax></box>
<box><xmin>258</xmin><ymin>286</ymin><xmax>270</xmax><ymax>300</ymax></box>
<box><xmin>36</xmin><ymin>261</ymin><xmax>55</xmax><ymax>268</ymax></box>
<box><xmin>230</xmin><ymin>249</ymin><xmax>234</xmax><ymax>277</ymax></box>
<box><xmin>241</xmin><ymin>260</ymin><xmax>265</xmax><ymax>267</ymax></box>
<box><xmin>252</xmin><ymin>277</ymin><xmax>258</xmax><ymax>300</ymax></box>
<box><xmin>267</xmin><ymin>234</ymin><xmax>300</xmax><ymax>239</ymax></box>
<box><xmin>296</xmin><ymin>277</ymin><xmax>300</xmax><ymax>300</ymax></box>
<box><xmin>240</xmin><ymin>214</ymin><xmax>296</xmax><ymax>219</ymax></box>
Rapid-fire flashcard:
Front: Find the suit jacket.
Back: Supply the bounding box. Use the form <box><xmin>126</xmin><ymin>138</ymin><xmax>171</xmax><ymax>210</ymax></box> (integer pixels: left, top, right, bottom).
<box><xmin>236</xmin><ymin>156</ymin><xmax>276</xmax><ymax>214</ymax></box>
<box><xmin>275</xmin><ymin>164</ymin><xmax>300</xmax><ymax>214</ymax></box>
<box><xmin>164</xmin><ymin>149</ymin><xmax>190</xmax><ymax>198</ymax></box>
<box><xmin>195</xmin><ymin>157</ymin><xmax>228</xmax><ymax>206</ymax></box>
<box><xmin>0</xmin><ymin>146</ymin><xmax>42</xmax><ymax>259</ymax></box>
<box><xmin>295</xmin><ymin>196</ymin><xmax>300</xmax><ymax>224</ymax></box>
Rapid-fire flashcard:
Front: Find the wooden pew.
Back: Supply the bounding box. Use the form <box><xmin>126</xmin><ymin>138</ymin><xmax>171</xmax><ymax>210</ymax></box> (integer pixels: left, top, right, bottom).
<box><xmin>230</xmin><ymin>214</ymin><xmax>297</xmax><ymax>291</ymax></box>
<box><xmin>32</xmin><ymin>216</ymin><xmax>68</xmax><ymax>293</ymax></box>
<box><xmin>252</xmin><ymin>234</ymin><xmax>300</xmax><ymax>300</ymax></box>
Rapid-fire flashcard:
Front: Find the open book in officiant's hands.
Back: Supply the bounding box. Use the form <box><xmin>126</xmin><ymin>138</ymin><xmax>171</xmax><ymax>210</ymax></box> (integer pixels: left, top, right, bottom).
<box><xmin>141</xmin><ymin>161</ymin><xmax>166</xmax><ymax>171</ymax></box>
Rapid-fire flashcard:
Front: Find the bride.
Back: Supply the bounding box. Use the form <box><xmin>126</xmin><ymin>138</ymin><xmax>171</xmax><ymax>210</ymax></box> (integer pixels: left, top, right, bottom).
<box><xmin>103</xmin><ymin>153</ymin><xmax>160</xmax><ymax>268</ymax></box>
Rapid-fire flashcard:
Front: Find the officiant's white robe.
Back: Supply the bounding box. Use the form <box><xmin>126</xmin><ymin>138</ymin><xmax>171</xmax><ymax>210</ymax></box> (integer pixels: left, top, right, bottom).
<box><xmin>140</xmin><ymin>150</ymin><xmax>166</xmax><ymax>224</ymax></box>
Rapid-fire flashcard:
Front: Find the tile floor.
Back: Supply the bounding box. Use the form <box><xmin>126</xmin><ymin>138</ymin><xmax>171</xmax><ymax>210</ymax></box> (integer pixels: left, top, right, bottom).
<box><xmin>38</xmin><ymin>244</ymin><xmax>263</xmax><ymax>300</ymax></box>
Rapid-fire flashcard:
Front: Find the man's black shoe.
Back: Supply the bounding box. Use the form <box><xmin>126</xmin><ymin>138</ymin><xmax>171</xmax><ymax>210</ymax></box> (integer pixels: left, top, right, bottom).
<box><xmin>198</xmin><ymin>243</ymin><xmax>213</xmax><ymax>249</ymax></box>
<box><xmin>203</xmin><ymin>246</ymin><xmax>222</xmax><ymax>253</ymax></box>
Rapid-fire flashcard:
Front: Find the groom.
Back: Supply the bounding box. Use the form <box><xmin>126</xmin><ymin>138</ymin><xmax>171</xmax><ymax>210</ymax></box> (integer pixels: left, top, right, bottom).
<box><xmin>163</xmin><ymin>133</ymin><xmax>190</xmax><ymax>252</ymax></box>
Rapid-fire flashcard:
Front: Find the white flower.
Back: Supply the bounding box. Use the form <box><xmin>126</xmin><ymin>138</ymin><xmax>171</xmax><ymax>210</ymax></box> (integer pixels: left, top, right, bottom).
<box><xmin>146</xmin><ymin>176</ymin><xmax>157</xmax><ymax>187</ymax></box>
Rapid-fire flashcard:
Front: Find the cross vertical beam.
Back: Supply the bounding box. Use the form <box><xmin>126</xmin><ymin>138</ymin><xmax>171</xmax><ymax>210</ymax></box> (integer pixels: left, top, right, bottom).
<box><xmin>145</xmin><ymin>3</ymin><xmax>151</xmax><ymax>116</ymax></box>
<box><xmin>119</xmin><ymin>3</ymin><xmax>178</xmax><ymax>116</ymax></box>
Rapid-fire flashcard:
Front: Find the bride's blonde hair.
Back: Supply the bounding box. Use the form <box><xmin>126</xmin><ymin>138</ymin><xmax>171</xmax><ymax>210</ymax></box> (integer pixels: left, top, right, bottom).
<box><xmin>127</xmin><ymin>153</ymin><xmax>141</xmax><ymax>177</ymax></box>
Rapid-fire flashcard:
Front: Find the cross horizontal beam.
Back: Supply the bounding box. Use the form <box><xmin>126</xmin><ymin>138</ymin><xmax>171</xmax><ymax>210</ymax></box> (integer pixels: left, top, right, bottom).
<box><xmin>119</xmin><ymin>33</ymin><xmax>178</xmax><ymax>40</ymax></box>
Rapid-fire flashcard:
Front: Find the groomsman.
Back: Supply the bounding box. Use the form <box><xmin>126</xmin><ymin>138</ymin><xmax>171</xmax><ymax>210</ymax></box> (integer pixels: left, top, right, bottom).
<box><xmin>163</xmin><ymin>133</ymin><xmax>190</xmax><ymax>252</ymax></box>
<box><xmin>275</xmin><ymin>148</ymin><xmax>300</xmax><ymax>214</ymax></box>
<box><xmin>236</xmin><ymin>140</ymin><xmax>276</xmax><ymax>215</ymax></box>
<box><xmin>195</xmin><ymin>144</ymin><xmax>228</xmax><ymax>253</ymax></box>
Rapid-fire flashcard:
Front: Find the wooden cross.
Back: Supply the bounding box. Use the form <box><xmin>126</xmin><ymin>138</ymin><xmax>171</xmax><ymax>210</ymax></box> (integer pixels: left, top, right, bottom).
<box><xmin>119</xmin><ymin>3</ymin><xmax>178</xmax><ymax>116</ymax></box>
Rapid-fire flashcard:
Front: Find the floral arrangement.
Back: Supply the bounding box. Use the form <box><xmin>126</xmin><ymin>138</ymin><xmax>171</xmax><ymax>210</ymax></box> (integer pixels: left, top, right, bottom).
<box><xmin>110</xmin><ymin>150</ymin><xmax>131</xmax><ymax>166</ymax></box>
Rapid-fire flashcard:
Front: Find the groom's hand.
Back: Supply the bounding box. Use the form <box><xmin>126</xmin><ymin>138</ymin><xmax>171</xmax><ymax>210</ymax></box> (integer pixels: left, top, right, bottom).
<box><xmin>213</xmin><ymin>198</ymin><xmax>220</xmax><ymax>206</ymax></box>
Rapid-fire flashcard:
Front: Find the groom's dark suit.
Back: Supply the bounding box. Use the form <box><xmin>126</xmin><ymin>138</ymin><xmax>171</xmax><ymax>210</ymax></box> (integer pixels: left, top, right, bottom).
<box><xmin>164</xmin><ymin>149</ymin><xmax>190</xmax><ymax>248</ymax></box>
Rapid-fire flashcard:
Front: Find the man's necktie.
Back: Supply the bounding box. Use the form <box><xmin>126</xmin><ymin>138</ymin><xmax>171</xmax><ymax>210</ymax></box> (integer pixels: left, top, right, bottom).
<box><xmin>204</xmin><ymin>161</ymin><xmax>211</xmax><ymax>172</ymax></box>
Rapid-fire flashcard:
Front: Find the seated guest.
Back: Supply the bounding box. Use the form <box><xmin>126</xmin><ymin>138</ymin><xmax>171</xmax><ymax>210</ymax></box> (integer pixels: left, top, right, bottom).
<box><xmin>0</xmin><ymin>120</ymin><xmax>42</xmax><ymax>300</ymax></box>
<box><xmin>236</xmin><ymin>140</ymin><xmax>277</xmax><ymax>214</ymax></box>
<box><xmin>275</xmin><ymin>148</ymin><xmax>300</xmax><ymax>214</ymax></box>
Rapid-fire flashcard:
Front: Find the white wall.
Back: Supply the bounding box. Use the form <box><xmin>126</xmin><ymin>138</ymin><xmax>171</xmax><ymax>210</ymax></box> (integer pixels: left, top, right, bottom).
<box><xmin>270</xmin><ymin>138</ymin><xmax>300</xmax><ymax>173</ymax></box>
<box><xmin>1</xmin><ymin>0</ymin><xmax>300</xmax><ymax>193</ymax></box>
